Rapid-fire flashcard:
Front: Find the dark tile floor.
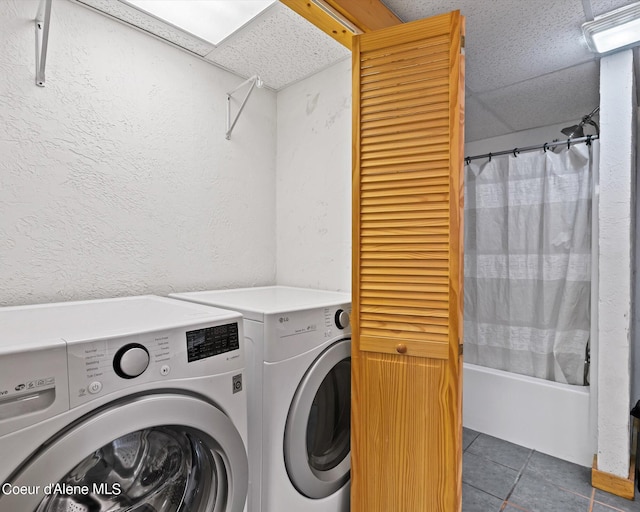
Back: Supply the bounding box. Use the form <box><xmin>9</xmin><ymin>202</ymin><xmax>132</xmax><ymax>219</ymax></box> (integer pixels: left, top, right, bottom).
<box><xmin>462</xmin><ymin>428</ymin><xmax>638</xmax><ymax>512</ymax></box>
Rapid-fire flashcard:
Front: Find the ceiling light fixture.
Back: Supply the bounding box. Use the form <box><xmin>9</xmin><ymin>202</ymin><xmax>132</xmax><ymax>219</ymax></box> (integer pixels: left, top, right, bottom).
<box><xmin>582</xmin><ymin>2</ymin><xmax>640</xmax><ymax>53</ymax></box>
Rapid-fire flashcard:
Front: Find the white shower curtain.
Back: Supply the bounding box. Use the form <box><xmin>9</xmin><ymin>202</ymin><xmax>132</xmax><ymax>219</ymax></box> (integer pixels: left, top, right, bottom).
<box><xmin>464</xmin><ymin>143</ymin><xmax>594</xmax><ymax>385</ymax></box>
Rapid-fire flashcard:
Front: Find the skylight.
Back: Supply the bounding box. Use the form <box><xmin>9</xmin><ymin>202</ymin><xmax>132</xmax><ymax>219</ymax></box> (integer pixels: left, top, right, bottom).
<box><xmin>123</xmin><ymin>0</ymin><xmax>276</xmax><ymax>45</ymax></box>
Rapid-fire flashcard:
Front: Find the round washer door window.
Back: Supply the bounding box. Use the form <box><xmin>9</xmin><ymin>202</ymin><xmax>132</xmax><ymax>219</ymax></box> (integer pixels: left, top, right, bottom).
<box><xmin>1</xmin><ymin>394</ymin><xmax>248</xmax><ymax>512</ymax></box>
<box><xmin>284</xmin><ymin>339</ymin><xmax>351</xmax><ymax>499</ymax></box>
<box><xmin>37</xmin><ymin>426</ymin><xmax>224</xmax><ymax>512</ymax></box>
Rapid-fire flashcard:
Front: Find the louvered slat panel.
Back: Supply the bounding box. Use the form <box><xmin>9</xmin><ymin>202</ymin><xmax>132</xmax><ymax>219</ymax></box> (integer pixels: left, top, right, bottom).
<box><xmin>361</xmin><ymin>104</ymin><xmax>450</xmax><ymax>125</ymax></box>
<box><xmin>361</xmin><ymin>118</ymin><xmax>449</xmax><ymax>139</ymax></box>
<box><xmin>360</xmin><ymin>259</ymin><xmax>449</xmax><ymax>269</ymax></box>
<box><xmin>361</xmin><ymin>203</ymin><xmax>449</xmax><ymax>215</ymax></box>
<box><xmin>362</xmin><ymin>186</ymin><xmax>450</xmax><ymax>198</ymax></box>
<box><xmin>361</xmin><ymin>73</ymin><xmax>447</xmax><ymax>98</ymax></box>
<box><xmin>361</xmin><ymin>167</ymin><xmax>448</xmax><ymax>182</ymax></box>
<box><xmin>363</xmin><ymin>66</ymin><xmax>448</xmax><ymax>87</ymax></box>
<box><xmin>362</xmin><ymin>233</ymin><xmax>449</xmax><ymax>242</ymax></box>
<box><xmin>354</xmin><ymin>12</ymin><xmax>463</xmax><ymax>363</ymax></box>
<box><xmin>360</xmin><ymin>76</ymin><xmax>450</xmax><ymax>101</ymax></box>
<box><xmin>361</xmin><ymin>142</ymin><xmax>450</xmax><ymax>159</ymax></box>
<box><xmin>361</xmin><ymin>162</ymin><xmax>448</xmax><ymax>176</ymax></box>
<box><xmin>361</xmin><ymin>85</ymin><xmax>449</xmax><ymax>109</ymax></box>
<box><xmin>361</xmin><ymin>274</ymin><xmax>449</xmax><ymax>285</ymax></box>
<box><xmin>362</xmin><ymin>136</ymin><xmax>449</xmax><ymax>156</ymax></box>
<box><xmin>359</xmin><ymin>35</ymin><xmax>450</xmax><ymax>62</ymax></box>
<box><xmin>361</xmin><ymin>304</ymin><xmax>450</xmax><ymax>318</ymax></box>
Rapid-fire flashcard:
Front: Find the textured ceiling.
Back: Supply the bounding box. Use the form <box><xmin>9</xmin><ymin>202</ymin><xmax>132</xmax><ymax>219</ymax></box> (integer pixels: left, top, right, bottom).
<box><xmin>76</xmin><ymin>0</ymin><xmax>637</xmax><ymax>142</ymax></box>
<box><xmin>381</xmin><ymin>0</ymin><xmax>634</xmax><ymax>141</ymax></box>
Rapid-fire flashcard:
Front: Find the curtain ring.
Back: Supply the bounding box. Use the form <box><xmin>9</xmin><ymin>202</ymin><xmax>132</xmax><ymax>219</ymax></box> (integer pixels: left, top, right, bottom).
<box><xmin>488</xmin><ymin>152</ymin><xmax>492</xmax><ymax>162</ymax></box>
<box><xmin>586</xmin><ymin>135</ymin><xmax>592</xmax><ymax>146</ymax></box>
<box><xmin>465</xmin><ymin>156</ymin><xmax>471</xmax><ymax>165</ymax></box>
<box><xmin>513</xmin><ymin>148</ymin><xmax>518</xmax><ymax>157</ymax></box>
<box><xmin>567</xmin><ymin>138</ymin><xmax>571</xmax><ymax>149</ymax></box>
<box><xmin>543</xmin><ymin>142</ymin><xmax>548</xmax><ymax>152</ymax></box>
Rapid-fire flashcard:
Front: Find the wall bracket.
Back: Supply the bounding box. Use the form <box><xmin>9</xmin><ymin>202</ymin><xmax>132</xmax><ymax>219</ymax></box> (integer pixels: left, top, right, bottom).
<box><xmin>35</xmin><ymin>0</ymin><xmax>53</xmax><ymax>87</ymax></box>
<box><xmin>225</xmin><ymin>75</ymin><xmax>262</xmax><ymax>140</ymax></box>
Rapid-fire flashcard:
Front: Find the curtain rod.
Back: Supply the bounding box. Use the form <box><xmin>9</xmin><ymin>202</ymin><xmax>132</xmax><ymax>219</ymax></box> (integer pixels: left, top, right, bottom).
<box><xmin>465</xmin><ymin>134</ymin><xmax>599</xmax><ymax>164</ymax></box>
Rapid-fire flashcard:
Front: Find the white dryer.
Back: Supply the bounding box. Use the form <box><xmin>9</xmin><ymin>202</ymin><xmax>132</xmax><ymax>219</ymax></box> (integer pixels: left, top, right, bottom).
<box><xmin>0</xmin><ymin>295</ymin><xmax>248</xmax><ymax>512</ymax></box>
<box><xmin>170</xmin><ymin>286</ymin><xmax>351</xmax><ymax>512</ymax></box>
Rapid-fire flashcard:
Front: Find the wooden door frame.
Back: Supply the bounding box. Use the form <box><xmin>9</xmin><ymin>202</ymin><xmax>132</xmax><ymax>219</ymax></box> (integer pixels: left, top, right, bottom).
<box><xmin>279</xmin><ymin>0</ymin><xmax>401</xmax><ymax>49</ymax></box>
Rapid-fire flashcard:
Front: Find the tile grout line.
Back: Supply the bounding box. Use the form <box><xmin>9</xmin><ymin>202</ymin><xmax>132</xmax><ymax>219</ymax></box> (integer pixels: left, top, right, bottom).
<box><xmin>501</xmin><ymin>449</ymin><xmax>536</xmax><ymax>509</ymax></box>
<box><xmin>464</xmin><ymin>481</ymin><xmax>508</xmax><ymax>502</ymax></box>
<box><xmin>464</xmin><ymin>431</ymin><xmax>481</xmax><ymax>453</ymax></box>
<box><xmin>501</xmin><ymin>502</ymin><xmax>530</xmax><ymax>512</ymax></box>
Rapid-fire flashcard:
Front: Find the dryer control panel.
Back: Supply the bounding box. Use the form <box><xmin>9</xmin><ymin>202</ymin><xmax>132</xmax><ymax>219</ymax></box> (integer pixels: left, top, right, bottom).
<box><xmin>67</xmin><ymin>318</ymin><xmax>243</xmax><ymax>408</ymax></box>
<box><xmin>264</xmin><ymin>304</ymin><xmax>351</xmax><ymax>363</ymax></box>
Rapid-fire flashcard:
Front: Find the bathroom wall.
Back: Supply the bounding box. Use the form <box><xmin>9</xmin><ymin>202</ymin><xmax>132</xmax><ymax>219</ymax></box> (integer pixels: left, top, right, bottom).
<box><xmin>633</xmin><ymin>56</ymin><xmax>640</xmax><ymax>411</ymax></box>
<box><xmin>0</xmin><ymin>0</ymin><xmax>277</xmax><ymax>307</ymax></box>
<box><xmin>275</xmin><ymin>57</ymin><xmax>352</xmax><ymax>292</ymax></box>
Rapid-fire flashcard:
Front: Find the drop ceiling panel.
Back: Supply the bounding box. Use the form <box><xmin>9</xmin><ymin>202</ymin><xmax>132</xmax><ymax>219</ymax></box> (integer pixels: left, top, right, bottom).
<box><xmin>204</xmin><ymin>3</ymin><xmax>350</xmax><ymax>90</ymax></box>
<box><xmin>591</xmin><ymin>0</ymin><xmax>637</xmax><ymax>16</ymax></box>
<box><xmin>382</xmin><ymin>0</ymin><xmax>595</xmax><ymax>93</ymax></box>
<box><xmin>474</xmin><ymin>61</ymin><xmax>600</xmax><ymax>132</ymax></box>
<box><xmin>75</xmin><ymin>0</ymin><xmax>215</xmax><ymax>56</ymax></box>
<box><xmin>464</xmin><ymin>95</ymin><xmax>512</xmax><ymax>142</ymax></box>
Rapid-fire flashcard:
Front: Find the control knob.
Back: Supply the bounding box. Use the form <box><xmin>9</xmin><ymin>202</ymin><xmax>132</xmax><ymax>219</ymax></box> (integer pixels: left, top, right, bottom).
<box><xmin>113</xmin><ymin>343</ymin><xmax>150</xmax><ymax>379</ymax></box>
<box><xmin>335</xmin><ymin>309</ymin><xmax>350</xmax><ymax>330</ymax></box>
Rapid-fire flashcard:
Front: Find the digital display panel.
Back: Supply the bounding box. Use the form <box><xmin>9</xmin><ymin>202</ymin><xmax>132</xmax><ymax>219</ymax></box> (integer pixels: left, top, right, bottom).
<box><xmin>186</xmin><ymin>322</ymin><xmax>239</xmax><ymax>362</ymax></box>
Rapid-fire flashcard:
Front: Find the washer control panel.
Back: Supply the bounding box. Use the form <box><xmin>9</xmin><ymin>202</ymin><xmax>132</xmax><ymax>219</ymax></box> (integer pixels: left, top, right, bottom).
<box><xmin>186</xmin><ymin>323</ymin><xmax>239</xmax><ymax>362</ymax></box>
<box><xmin>67</xmin><ymin>319</ymin><xmax>243</xmax><ymax>408</ymax></box>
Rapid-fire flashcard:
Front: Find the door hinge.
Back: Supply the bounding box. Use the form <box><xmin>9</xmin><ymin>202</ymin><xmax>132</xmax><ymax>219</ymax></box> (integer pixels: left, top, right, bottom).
<box><xmin>459</xmin><ymin>344</ymin><xmax>464</xmax><ymax>356</ymax></box>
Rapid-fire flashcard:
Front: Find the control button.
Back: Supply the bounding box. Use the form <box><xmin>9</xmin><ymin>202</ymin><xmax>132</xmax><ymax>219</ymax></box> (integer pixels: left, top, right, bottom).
<box><xmin>335</xmin><ymin>309</ymin><xmax>350</xmax><ymax>330</ymax></box>
<box><xmin>113</xmin><ymin>344</ymin><xmax>150</xmax><ymax>379</ymax></box>
<box><xmin>160</xmin><ymin>365</ymin><xmax>171</xmax><ymax>376</ymax></box>
<box><xmin>88</xmin><ymin>381</ymin><xmax>103</xmax><ymax>394</ymax></box>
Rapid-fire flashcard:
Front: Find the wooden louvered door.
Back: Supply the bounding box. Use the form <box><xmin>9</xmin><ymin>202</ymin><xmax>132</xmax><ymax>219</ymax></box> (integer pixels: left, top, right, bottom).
<box><xmin>352</xmin><ymin>11</ymin><xmax>465</xmax><ymax>512</ymax></box>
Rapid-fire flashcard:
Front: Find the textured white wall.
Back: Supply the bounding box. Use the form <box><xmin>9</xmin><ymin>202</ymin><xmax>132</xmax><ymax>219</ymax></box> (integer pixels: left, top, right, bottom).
<box><xmin>275</xmin><ymin>58</ymin><xmax>351</xmax><ymax>292</ymax></box>
<box><xmin>0</xmin><ymin>0</ymin><xmax>277</xmax><ymax>307</ymax></box>
<box><xmin>597</xmin><ymin>49</ymin><xmax>636</xmax><ymax>478</ymax></box>
<box><xmin>635</xmin><ymin>102</ymin><xmax>640</xmax><ymax>409</ymax></box>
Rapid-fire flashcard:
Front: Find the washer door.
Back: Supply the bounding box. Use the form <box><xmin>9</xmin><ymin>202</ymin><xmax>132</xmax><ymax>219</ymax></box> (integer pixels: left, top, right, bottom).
<box><xmin>284</xmin><ymin>339</ymin><xmax>351</xmax><ymax>499</ymax></box>
<box><xmin>1</xmin><ymin>394</ymin><xmax>248</xmax><ymax>512</ymax></box>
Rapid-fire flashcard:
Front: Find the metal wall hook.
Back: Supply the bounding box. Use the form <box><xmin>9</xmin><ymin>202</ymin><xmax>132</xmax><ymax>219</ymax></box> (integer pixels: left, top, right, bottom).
<box><xmin>225</xmin><ymin>74</ymin><xmax>263</xmax><ymax>140</ymax></box>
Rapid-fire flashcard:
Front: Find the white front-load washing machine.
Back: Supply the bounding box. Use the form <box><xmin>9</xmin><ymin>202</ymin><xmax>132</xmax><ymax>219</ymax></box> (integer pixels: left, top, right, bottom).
<box><xmin>170</xmin><ymin>286</ymin><xmax>351</xmax><ymax>512</ymax></box>
<box><xmin>0</xmin><ymin>295</ymin><xmax>249</xmax><ymax>512</ymax></box>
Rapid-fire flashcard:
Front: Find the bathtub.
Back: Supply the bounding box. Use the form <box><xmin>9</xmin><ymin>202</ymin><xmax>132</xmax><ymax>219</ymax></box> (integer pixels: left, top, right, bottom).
<box><xmin>463</xmin><ymin>362</ymin><xmax>594</xmax><ymax>467</ymax></box>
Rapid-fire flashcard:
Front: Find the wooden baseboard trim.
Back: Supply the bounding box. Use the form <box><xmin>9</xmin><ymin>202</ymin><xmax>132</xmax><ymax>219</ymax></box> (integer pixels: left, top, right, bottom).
<box><xmin>592</xmin><ymin>419</ymin><xmax>638</xmax><ymax>500</ymax></box>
